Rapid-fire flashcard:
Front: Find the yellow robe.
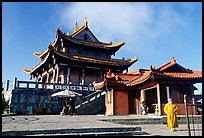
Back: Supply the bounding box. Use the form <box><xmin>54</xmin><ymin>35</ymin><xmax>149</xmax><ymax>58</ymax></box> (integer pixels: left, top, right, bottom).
<box><xmin>164</xmin><ymin>103</ymin><xmax>178</xmax><ymax>128</ymax></box>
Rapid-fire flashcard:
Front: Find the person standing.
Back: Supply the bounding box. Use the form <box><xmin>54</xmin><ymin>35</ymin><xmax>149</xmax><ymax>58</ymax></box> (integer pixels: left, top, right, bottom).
<box><xmin>140</xmin><ymin>101</ymin><xmax>149</xmax><ymax>115</ymax></box>
<box><xmin>164</xmin><ymin>98</ymin><xmax>179</xmax><ymax>132</ymax></box>
<box><xmin>69</xmin><ymin>98</ymin><xmax>75</xmax><ymax>116</ymax></box>
<box><xmin>60</xmin><ymin>105</ymin><xmax>65</xmax><ymax>115</ymax></box>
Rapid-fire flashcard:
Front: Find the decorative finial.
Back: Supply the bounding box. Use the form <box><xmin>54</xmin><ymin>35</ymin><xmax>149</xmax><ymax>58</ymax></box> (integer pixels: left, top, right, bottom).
<box><xmin>150</xmin><ymin>65</ymin><xmax>154</xmax><ymax>71</ymax></box>
<box><xmin>171</xmin><ymin>56</ymin><xmax>176</xmax><ymax>63</ymax></box>
<box><xmin>84</xmin><ymin>17</ymin><xmax>88</xmax><ymax>27</ymax></box>
<box><xmin>48</xmin><ymin>43</ymin><xmax>52</xmax><ymax>48</ymax></box>
<box><xmin>74</xmin><ymin>22</ymin><xmax>79</xmax><ymax>32</ymax></box>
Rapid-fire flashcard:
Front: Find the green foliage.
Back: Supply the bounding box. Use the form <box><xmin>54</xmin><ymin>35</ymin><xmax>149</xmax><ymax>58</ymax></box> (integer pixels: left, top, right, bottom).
<box><xmin>2</xmin><ymin>96</ymin><xmax>9</xmax><ymax>114</ymax></box>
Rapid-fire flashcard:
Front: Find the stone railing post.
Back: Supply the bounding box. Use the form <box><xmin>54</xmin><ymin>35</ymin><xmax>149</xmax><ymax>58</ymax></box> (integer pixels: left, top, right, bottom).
<box><xmin>17</xmin><ymin>81</ymin><xmax>20</xmax><ymax>89</ymax></box>
<box><xmin>27</xmin><ymin>82</ymin><xmax>29</xmax><ymax>89</ymax></box>
<box><xmin>35</xmin><ymin>82</ymin><xmax>38</xmax><ymax>89</ymax></box>
<box><xmin>5</xmin><ymin>80</ymin><xmax>9</xmax><ymax>91</ymax></box>
<box><xmin>12</xmin><ymin>77</ymin><xmax>17</xmax><ymax>90</ymax></box>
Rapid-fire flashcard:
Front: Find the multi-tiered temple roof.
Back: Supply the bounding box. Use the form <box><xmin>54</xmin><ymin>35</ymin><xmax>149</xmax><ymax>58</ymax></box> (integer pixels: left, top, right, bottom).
<box><xmin>24</xmin><ymin>18</ymin><xmax>138</xmax><ymax>77</ymax></box>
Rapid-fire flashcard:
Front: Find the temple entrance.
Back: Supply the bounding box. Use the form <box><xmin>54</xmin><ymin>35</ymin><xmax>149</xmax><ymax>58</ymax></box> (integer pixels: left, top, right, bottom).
<box><xmin>145</xmin><ymin>88</ymin><xmax>158</xmax><ymax>114</ymax></box>
<box><xmin>128</xmin><ymin>92</ymin><xmax>139</xmax><ymax>114</ymax></box>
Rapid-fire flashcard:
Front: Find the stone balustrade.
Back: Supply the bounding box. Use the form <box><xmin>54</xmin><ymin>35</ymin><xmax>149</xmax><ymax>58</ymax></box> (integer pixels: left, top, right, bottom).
<box><xmin>16</xmin><ymin>81</ymin><xmax>95</xmax><ymax>92</ymax></box>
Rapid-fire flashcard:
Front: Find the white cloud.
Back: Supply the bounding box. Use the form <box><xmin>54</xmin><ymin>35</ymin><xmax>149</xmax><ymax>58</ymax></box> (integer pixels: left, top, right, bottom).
<box><xmin>58</xmin><ymin>2</ymin><xmax>194</xmax><ymax>61</ymax></box>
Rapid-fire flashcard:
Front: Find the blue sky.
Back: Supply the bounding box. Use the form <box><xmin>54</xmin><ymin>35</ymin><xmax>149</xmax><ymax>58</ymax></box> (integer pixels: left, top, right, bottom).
<box><xmin>2</xmin><ymin>2</ymin><xmax>202</xmax><ymax>94</ymax></box>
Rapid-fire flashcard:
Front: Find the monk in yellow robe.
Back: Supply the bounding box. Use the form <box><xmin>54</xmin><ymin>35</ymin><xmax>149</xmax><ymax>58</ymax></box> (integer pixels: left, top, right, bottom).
<box><xmin>164</xmin><ymin>98</ymin><xmax>178</xmax><ymax>132</ymax></box>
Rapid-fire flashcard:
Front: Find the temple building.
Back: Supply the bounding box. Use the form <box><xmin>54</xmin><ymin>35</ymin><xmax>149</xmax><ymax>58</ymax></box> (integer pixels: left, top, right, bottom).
<box><xmin>24</xmin><ymin>18</ymin><xmax>138</xmax><ymax>86</ymax></box>
<box><xmin>11</xmin><ymin>18</ymin><xmax>201</xmax><ymax>116</ymax></box>
<box><xmin>93</xmin><ymin>57</ymin><xmax>202</xmax><ymax>115</ymax></box>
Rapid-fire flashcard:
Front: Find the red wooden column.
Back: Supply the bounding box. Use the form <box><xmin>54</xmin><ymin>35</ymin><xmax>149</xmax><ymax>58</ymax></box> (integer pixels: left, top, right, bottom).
<box><xmin>135</xmin><ymin>91</ymin><xmax>140</xmax><ymax>114</ymax></box>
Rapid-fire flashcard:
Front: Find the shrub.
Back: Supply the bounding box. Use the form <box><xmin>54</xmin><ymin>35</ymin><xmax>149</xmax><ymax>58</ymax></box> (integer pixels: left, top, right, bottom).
<box><xmin>2</xmin><ymin>96</ymin><xmax>9</xmax><ymax>114</ymax></box>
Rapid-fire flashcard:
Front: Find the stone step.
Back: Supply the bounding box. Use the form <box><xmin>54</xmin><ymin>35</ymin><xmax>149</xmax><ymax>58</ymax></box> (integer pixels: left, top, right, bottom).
<box><xmin>100</xmin><ymin>116</ymin><xmax>202</xmax><ymax>125</ymax></box>
<box><xmin>4</xmin><ymin>127</ymin><xmax>143</xmax><ymax>136</ymax></box>
<box><xmin>27</xmin><ymin>131</ymin><xmax>149</xmax><ymax>136</ymax></box>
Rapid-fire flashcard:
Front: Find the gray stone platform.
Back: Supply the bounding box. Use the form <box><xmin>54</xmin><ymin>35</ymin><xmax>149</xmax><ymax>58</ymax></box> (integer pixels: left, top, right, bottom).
<box><xmin>2</xmin><ymin>115</ymin><xmax>202</xmax><ymax>136</ymax></box>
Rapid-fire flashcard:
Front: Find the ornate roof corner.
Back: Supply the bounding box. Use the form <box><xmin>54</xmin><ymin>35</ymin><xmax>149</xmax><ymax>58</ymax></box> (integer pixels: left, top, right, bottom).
<box><xmin>130</xmin><ymin>57</ymin><xmax>138</xmax><ymax>63</ymax></box>
<box><xmin>92</xmin><ymin>80</ymin><xmax>106</xmax><ymax>90</ymax></box>
<box><xmin>33</xmin><ymin>52</ymin><xmax>41</xmax><ymax>57</ymax></box>
<box><xmin>23</xmin><ymin>68</ymin><xmax>31</xmax><ymax>73</ymax></box>
<box><xmin>108</xmin><ymin>41</ymin><xmax>125</xmax><ymax>47</ymax></box>
<box><xmin>171</xmin><ymin>56</ymin><xmax>176</xmax><ymax>63</ymax></box>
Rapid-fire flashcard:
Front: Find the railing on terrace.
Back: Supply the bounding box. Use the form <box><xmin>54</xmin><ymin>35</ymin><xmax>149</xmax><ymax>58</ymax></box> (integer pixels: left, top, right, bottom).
<box><xmin>184</xmin><ymin>94</ymin><xmax>202</xmax><ymax>136</ymax></box>
<box><xmin>75</xmin><ymin>90</ymin><xmax>106</xmax><ymax>109</ymax></box>
<box><xmin>15</xmin><ymin>80</ymin><xmax>95</xmax><ymax>92</ymax></box>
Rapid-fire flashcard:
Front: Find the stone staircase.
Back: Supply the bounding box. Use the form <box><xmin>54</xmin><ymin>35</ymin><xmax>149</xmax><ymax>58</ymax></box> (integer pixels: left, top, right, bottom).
<box><xmin>20</xmin><ymin>127</ymin><xmax>149</xmax><ymax>136</ymax></box>
<box><xmin>75</xmin><ymin>90</ymin><xmax>106</xmax><ymax>115</ymax></box>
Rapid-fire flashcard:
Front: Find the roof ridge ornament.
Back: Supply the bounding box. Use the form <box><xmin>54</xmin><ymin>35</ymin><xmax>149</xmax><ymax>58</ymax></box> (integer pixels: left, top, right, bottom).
<box><xmin>56</xmin><ymin>27</ymin><xmax>60</xmax><ymax>38</ymax></box>
<box><xmin>171</xmin><ymin>56</ymin><xmax>176</xmax><ymax>63</ymax></box>
<box><xmin>84</xmin><ymin>17</ymin><xmax>88</xmax><ymax>27</ymax></box>
<box><xmin>48</xmin><ymin>43</ymin><xmax>52</xmax><ymax>49</ymax></box>
<box><xmin>150</xmin><ymin>65</ymin><xmax>156</xmax><ymax>72</ymax></box>
<box><xmin>106</xmin><ymin>70</ymin><xmax>116</xmax><ymax>79</ymax></box>
<box><xmin>74</xmin><ymin>22</ymin><xmax>79</xmax><ymax>32</ymax></box>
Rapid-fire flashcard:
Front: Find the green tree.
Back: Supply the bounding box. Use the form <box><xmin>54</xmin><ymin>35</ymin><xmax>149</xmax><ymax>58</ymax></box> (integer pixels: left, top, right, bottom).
<box><xmin>2</xmin><ymin>92</ymin><xmax>9</xmax><ymax>114</ymax></box>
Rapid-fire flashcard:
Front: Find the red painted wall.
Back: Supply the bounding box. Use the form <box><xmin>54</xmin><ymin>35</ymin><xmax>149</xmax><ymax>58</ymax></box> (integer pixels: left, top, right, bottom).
<box><xmin>114</xmin><ymin>91</ymin><xmax>129</xmax><ymax>115</ymax></box>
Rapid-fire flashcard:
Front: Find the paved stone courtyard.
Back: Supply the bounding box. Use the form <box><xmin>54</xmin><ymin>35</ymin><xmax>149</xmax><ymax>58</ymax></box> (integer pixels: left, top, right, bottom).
<box><xmin>2</xmin><ymin>115</ymin><xmax>202</xmax><ymax>136</ymax></box>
